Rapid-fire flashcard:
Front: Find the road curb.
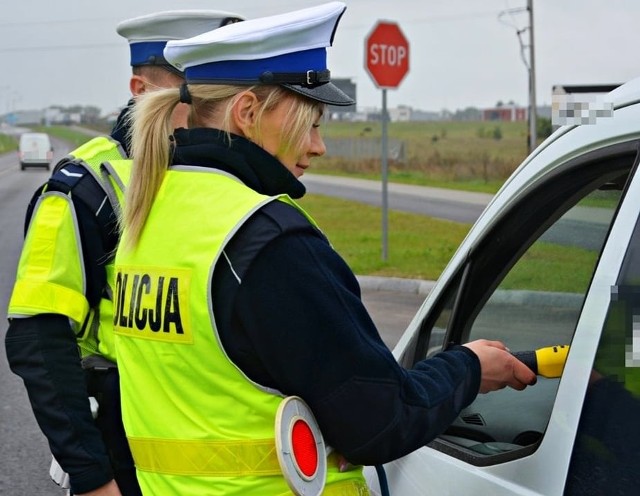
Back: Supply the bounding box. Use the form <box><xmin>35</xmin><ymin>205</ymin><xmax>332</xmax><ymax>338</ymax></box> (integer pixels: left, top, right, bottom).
<box><xmin>356</xmin><ymin>276</ymin><xmax>583</xmax><ymax>308</ymax></box>
<box><xmin>357</xmin><ymin>275</ymin><xmax>436</xmax><ymax>295</ymax></box>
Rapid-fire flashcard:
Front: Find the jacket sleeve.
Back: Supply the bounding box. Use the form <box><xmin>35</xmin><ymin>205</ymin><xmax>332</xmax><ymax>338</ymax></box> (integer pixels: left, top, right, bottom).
<box><xmin>219</xmin><ymin>209</ymin><xmax>480</xmax><ymax>466</ymax></box>
<box><xmin>5</xmin><ymin>315</ymin><xmax>114</xmax><ymax>493</ymax></box>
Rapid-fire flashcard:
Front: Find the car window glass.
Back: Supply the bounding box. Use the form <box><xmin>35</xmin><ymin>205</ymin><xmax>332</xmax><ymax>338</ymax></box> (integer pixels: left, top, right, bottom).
<box><xmin>470</xmin><ymin>189</ymin><xmax>617</xmax><ymax>348</ymax></box>
<box><xmin>420</xmin><ymin>153</ymin><xmax>634</xmax><ymax>466</ymax></box>
<box><xmin>423</xmin><ymin>286</ymin><xmax>457</xmax><ymax>358</ymax></box>
<box><xmin>565</xmin><ymin>211</ymin><xmax>640</xmax><ymax>495</ymax></box>
<box><xmin>449</xmin><ymin>189</ymin><xmax>619</xmax><ymax>453</ymax></box>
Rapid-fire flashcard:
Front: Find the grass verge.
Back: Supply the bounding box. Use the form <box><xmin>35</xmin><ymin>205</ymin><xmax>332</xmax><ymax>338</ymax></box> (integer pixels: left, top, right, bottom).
<box><xmin>298</xmin><ymin>194</ymin><xmax>471</xmax><ymax>280</ymax></box>
<box><xmin>30</xmin><ymin>125</ymin><xmax>96</xmax><ymax>148</ymax></box>
<box><xmin>0</xmin><ymin>133</ymin><xmax>17</xmax><ymax>153</ymax></box>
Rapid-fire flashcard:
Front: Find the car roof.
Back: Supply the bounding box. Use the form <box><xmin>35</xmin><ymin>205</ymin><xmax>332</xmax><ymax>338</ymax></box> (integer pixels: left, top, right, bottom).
<box><xmin>608</xmin><ymin>75</ymin><xmax>640</xmax><ymax>108</ymax></box>
<box><xmin>20</xmin><ymin>132</ymin><xmax>50</xmax><ymax>140</ymax></box>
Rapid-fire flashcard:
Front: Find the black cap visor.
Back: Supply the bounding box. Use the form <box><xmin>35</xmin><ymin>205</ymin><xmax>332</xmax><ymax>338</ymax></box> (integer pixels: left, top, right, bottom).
<box><xmin>133</xmin><ymin>54</ymin><xmax>184</xmax><ymax>77</ymax></box>
<box><xmin>283</xmin><ymin>82</ymin><xmax>354</xmax><ymax>106</ymax></box>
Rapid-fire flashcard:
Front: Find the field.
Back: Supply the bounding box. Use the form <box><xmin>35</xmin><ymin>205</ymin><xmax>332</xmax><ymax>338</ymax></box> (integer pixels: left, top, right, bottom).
<box><xmin>317</xmin><ymin>119</ymin><xmax>532</xmax><ymax>194</ymax></box>
<box><xmin>34</xmin><ymin>119</ymin><xmax>533</xmax><ymax>194</ymax></box>
<box><xmin>297</xmin><ymin>193</ymin><xmax>472</xmax><ymax>280</ymax></box>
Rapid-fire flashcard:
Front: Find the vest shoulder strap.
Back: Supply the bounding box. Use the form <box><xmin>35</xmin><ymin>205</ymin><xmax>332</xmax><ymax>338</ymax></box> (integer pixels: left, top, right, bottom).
<box><xmin>25</xmin><ymin>135</ymin><xmax>127</xmax><ymax>250</ymax></box>
<box><xmin>25</xmin><ymin>159</ymin><xmax>119</xmax><ymax>256</ymax></box>
<box><xmin>219</xmin><ymin>199</ymin><xmax>326</xmax><ymax>284</ymax></box>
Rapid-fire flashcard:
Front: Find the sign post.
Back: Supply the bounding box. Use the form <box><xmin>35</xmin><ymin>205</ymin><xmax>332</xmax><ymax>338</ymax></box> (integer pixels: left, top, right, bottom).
<box><xmin>365</xmin><ymin>21</ymin><xmax>409</xmax><ymax>261</ymax></box>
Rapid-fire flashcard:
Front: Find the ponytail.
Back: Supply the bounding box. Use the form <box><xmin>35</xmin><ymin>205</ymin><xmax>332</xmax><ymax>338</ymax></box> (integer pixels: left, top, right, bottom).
<box><xmin>121</xmin><ymin>87</ymin><xmax>180</xmax><ymax>249</ymax></box>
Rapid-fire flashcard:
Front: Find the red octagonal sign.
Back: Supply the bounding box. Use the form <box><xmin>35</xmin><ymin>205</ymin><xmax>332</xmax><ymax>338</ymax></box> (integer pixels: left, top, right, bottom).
<box><xmin>365</xmin><ymin>21</ymin><xmax>410</xmax><ymax>89</ymax></box>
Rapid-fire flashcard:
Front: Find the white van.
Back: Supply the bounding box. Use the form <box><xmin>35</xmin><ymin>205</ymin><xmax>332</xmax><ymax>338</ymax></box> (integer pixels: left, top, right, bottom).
<box><xmin>18</xmin><ymin>132</ymin><xmax>53</xmax><ymax>170</ymax></box>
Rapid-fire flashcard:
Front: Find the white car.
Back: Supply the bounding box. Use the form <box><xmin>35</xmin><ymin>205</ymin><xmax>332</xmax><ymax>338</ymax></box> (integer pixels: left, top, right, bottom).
<box><xmin>18</xmin><ymin>132</ymin><xmax>53</xmax><ymax>170</ymax></box>
<box><xmin>365</xmin><ymin>77</ymin><xmax>640</xmax><ymax>495</ymax></box>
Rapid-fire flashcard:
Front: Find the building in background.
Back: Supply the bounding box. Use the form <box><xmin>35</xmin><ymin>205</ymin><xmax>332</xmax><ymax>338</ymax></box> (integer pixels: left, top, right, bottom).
<box><xmin>0</xmin><ymin>110</ymin><xmax>45</xmax><ymax>126</ymax></box>
<box><xmin>482</xmin><ymin>104</ymin><xmax>527</xmax><ymax>122</ymax></box>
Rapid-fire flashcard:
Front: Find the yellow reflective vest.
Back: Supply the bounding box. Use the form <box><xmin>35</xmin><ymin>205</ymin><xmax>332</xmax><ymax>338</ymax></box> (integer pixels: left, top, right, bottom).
<box><xmin>113</xmin><ymin>164</ymin><xmax>368</xmax><ymax>495</ymax></box>
<box><xmin>8</xmin><ymin>136</ymin><xmax>128</xmax><ymax>361</ymax></box>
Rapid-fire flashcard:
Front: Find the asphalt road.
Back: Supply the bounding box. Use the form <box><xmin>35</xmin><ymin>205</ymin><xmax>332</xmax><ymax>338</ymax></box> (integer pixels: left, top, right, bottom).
<box><xmin>301</xmin><ymin>173</ymin><xmax>492</xmax><ymax>223</ymax></box>
<box><xmin>0</xmin><ymin>134</ymin><xmax>76</xmax><ymax>495</ymax></box>
<box><xmin>357</xmin><ymin>275</ymin><xmax>434</xmax><ymax>345</ymax></box>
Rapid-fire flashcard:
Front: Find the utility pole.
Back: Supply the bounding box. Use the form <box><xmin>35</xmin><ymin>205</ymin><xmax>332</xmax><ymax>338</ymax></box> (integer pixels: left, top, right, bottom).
<box><xmin>499</xmin><ymin>1</ymin><xmax>537</xmax><ymax>154</ymax></box>
<box><xmin>527</xmin><ymin>0</ymin><xmax>537</xmax><ymax>154</ymax></box>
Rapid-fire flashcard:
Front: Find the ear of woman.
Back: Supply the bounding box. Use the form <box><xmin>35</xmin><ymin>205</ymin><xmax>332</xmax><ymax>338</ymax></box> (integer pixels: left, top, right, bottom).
<box><xmin>231</xmin><ymin>91</ymin><xmax>260</xmax><ymax>139</ymax></box>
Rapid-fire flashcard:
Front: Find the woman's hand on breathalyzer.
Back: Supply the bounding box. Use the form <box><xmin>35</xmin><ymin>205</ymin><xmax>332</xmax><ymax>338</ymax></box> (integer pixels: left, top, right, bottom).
<box><xmin>464</xmin><ymin>339</ymin><xmax>537</xmax><ymax>393</ymax></box>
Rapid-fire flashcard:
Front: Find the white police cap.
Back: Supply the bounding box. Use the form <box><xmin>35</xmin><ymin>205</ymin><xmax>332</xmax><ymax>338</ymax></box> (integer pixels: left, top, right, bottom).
<box><xmin>164</xmin><ymin>2</ymin><xmax>355</xmax><ymax>106</ymax></box>
<box><xmin>117</xmin><ymin>10</ymin><xmax>244</xmax><ymax>71</ymax></box>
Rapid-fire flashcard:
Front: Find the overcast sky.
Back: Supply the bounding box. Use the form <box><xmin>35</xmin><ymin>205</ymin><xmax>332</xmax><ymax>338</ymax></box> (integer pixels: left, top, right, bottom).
<box><xmin>1</xmin><ymin>0</ymin><xmax>637</xmax><ymax>115</ymax></box>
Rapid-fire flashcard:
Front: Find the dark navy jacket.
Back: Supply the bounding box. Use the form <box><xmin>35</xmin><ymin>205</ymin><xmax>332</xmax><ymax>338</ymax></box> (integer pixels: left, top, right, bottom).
<box><xmin>174</xmin><ymin>128</ymin><xmax>482</xmax><ymax>465</ymax></box>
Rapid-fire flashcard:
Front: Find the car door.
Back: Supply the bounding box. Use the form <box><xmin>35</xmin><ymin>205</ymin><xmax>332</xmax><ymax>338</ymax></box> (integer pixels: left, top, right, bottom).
<box><xmin>367</xmin><ymin>136</ymin><xmax>640</xmax><ymax>495</ymax></box>
<box><xmin>564</xmin><ymin>180</ymin><xmax>640</xmax><ymax>496</ymax></box>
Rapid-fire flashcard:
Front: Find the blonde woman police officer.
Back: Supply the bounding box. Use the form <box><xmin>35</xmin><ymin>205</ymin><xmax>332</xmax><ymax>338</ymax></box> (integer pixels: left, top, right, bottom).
<box><xmin>114</xmin><ymin>3</ymin><xmax>536</xmax><ymax>495</ymax></box>
<box><xmin>5</xmin><ymin>10</ymin><xmax>243</xmax><ymax>496</ymax></box>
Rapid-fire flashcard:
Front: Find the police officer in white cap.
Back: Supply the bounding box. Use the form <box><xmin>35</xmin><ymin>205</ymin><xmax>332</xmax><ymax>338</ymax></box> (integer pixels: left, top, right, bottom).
<box><xmin>5</xmin><ymin>10</ymin><xmax>243</xmax><ymax>496</ymax></box>
<box><xmin>114</xmin><ymin>2</ymin><xmax>536</xmax><ymax>495</ymax></box>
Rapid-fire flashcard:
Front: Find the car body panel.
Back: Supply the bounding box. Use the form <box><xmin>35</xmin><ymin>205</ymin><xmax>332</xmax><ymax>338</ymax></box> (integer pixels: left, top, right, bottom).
<box><xmin>365</xmin><ymin>77</ymin><xmax>640</xmax><ymax>495</ymax></box>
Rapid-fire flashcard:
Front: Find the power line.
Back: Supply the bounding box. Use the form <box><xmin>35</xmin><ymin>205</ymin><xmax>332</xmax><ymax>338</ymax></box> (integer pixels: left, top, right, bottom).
<box><xmin>498</xmin><ymin>0</ymin><xmax>537</xmax><ymax>153</ymax></box>
<box><xmin>0</xmin><ymin>42</ymin><xmax>122</xmax><ymax>53</ymax></box>
<box><xmin>0</xmin><ymin>9</ymin><xmax>501</xmax><ymax>31</ymax></box>
<box><xmin>0</xmin><ymin>16</ymin><xmax>120</xmax><ymax>28</ymax></box>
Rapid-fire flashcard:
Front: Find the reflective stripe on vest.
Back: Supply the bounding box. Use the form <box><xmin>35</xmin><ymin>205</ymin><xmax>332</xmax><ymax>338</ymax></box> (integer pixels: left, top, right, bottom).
<box><xmin>129</xmin><ymin>437</ymin><xmax>281</xmax><ymax>476</ymax></box>
<box><xmin>8</xmin><ymin>193</ymin><xmax>88</xmax><ymax>323</ymax></box>
<box><xmin>129</xmin><ymin>437</ymin><xmax>369</xmax><ymax>494</ymax></box>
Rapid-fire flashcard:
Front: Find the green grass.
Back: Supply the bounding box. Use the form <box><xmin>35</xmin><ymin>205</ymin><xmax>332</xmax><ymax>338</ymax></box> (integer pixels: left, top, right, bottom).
<box><xmin>316</xmin><ymin>120</ymin><xmax>534</xmax><ymax>194</ymax></box>
<box><xmin>299</xmin><ymin>194</ymin><xmax>599</xmax><ymax>293</ymax></box>
<box><xmin>30</xmin><ymin>125</ymin><xmax>96</xmax><ymax>148</ymax></box>
<box><xmin>502</xmin><ymin>242</ymin><xmax>599</xmax><ymax>293</ymax></box>
<box><xmin>0</xmin><ymin>133</ymin><xmax>17</xmax><ymax>153</ymax></box>
<box><xmin>298</xmin><ymin>194</ymin><xmax>472</xmax><ymax>279</ymax></box>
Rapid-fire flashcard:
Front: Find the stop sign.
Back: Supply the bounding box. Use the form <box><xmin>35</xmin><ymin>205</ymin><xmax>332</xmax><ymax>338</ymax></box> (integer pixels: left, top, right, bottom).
<box><xmin>365</xmin><ymin>21</ymin><xmax>409</xmax><ymax>89</ymax></box>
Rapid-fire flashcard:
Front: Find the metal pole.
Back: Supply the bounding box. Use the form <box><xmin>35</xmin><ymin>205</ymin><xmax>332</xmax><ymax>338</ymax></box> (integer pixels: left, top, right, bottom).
<box><xmin>528</xmin><ymin>0</ymin><xmax>537</xmax><ymax>153</ymax></box>
<box><xmin>381</xmin><ymin>88</ymin><xmax>388</xmax><ymax>261</ymax></box>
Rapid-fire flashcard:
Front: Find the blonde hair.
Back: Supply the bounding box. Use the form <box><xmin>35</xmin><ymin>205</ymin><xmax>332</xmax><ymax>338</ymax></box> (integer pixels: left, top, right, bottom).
<box><xmin>121</xmin><ymin>84</ymin><xmax>323</xmax><ymax>249</ymax></box>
